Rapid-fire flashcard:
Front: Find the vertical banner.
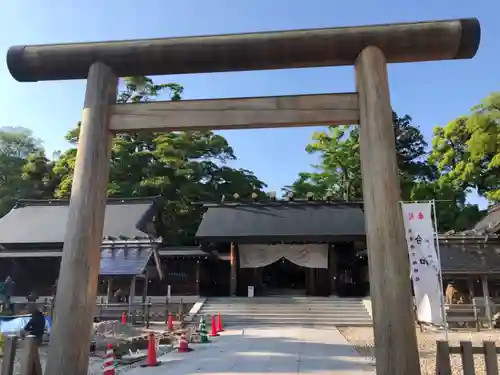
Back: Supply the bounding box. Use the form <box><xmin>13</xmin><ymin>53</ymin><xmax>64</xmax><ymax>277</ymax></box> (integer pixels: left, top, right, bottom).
<box><xmin>401</xmin><ymin>202</ymin><xmax>444</xmax><ymax>326</ymax></box>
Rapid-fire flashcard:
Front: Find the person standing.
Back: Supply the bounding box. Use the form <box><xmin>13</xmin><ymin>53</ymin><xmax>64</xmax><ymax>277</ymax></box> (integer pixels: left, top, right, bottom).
<box><xmin>23</xmin><ymin>306</ymin><xmax>46</xmax><ymax>345</ymax></box>
<box><xmin>4</xmin><ymin>276</ymin><xmax>14</xmax><ymax>307</ymax></box>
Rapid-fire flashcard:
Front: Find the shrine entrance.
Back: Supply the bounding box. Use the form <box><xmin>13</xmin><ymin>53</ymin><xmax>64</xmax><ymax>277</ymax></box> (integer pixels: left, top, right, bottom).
<box><xmin>262</xmin><ymin>258</ymin><xmax>306</xmax><ymax>294</ymax></box>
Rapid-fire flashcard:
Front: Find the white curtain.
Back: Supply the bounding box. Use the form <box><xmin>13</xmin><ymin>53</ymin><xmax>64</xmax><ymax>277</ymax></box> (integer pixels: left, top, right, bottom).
<box><xmin>239</xmin><ymin>244</ymin><xmax>328</xmax><ymax>269</ymax></box>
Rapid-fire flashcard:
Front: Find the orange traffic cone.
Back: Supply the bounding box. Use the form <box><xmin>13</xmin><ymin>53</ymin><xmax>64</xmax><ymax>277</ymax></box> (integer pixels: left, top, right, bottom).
<box><xmin>177</xmin><ymin>331</ymin><xmax>193</xmax><ymax>352</ymax></box>
<box><xmin>141</xmin><ymin>332</ymin><xmax>161</xmax><ymax>367</ymax></box>
<box><xmin>209</xmin><ymin>315</ymin><xmax>219</xmax><ymax>337</ymax></box>
<box><xmin>121</xmin><ymin>312</ymin><xmax>127</xmax><ymax>325</ymax></box>
<box><xmin>217</xmin><ymin>312</ymin><xmax>224</xmax><ymax>332</ymax></box>
<box><xmin>102</xmin><ymin>344</ymin><xmax>115</xmax><ymax>375</ymax></box>
<box><xmin>167</xmin><ymin>312</ymin><xmax>173</xmax><ymax>331</ymax></box>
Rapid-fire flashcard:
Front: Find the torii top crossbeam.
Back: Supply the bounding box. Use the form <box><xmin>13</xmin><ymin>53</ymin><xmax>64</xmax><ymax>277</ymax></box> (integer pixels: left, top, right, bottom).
<box><xmin>7</xmin><ymin>18</ymin><xmax>480</xmax><ymax>82</ymax></box>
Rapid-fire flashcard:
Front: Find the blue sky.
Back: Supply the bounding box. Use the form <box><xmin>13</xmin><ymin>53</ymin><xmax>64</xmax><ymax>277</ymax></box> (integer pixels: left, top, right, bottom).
<box><xmin>0</xmin><ymin>0</ymin><xmax>496</xmax><ymax>208</ymax></box>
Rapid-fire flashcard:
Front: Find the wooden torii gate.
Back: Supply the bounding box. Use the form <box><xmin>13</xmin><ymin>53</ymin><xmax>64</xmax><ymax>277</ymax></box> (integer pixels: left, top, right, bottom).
<box><xmin>7</xmin><ymin>18</ymin><xmax>480</xmax><ymax>375</ymax></box>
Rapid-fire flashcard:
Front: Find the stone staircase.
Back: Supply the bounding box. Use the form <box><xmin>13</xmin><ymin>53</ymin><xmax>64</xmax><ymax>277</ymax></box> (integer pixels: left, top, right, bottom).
<box><xmin>197</xmin><ymin>296</ymin><xmax>373</xmax><ymax>327</ymax></box>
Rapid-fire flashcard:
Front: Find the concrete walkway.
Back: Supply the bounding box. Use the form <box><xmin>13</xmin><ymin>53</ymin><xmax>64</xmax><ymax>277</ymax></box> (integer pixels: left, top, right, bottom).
<box><xmin>125</xmin><ymin>326</ymin><xmax>375</xmax><ymax>374</ymax></box>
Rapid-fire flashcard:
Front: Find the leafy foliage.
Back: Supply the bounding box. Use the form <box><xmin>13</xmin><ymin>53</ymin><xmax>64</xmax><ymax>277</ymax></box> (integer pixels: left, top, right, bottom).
<box><xmin>284</xmin><ymin>112</ymin><xmax>429</xmax><ymax>200</ymax></box>
<box><xmin>51</xmin><ymin>76</ymin><xmax>266</xmax><ymax>244</ymax></box>
<box><xmin>0</xmin><ymin>128</ymin><xmax>53</xmax><ymax>215</ymax></box>
<box><xmin>286</xmin><ymin>111</ymin><xmax>487</xmax><ymax>231</ymax></box>
<box><xmin>430</xmin><ymin>92</ymin><xmax>500</xmax><ymax>203</ymax></box>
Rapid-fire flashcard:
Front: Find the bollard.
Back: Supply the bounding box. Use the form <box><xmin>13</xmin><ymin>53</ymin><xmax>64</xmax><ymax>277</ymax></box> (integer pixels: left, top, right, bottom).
<box><xmin>20</xmin><ymin>335</ymin><xmax>42</xmax><ymax>375</ymax></box>
<box><xmin>164</xmin><ymin>297</ymin><xmax>169</xmax><ymax>324</ymax></box>
<box><xmin>1</xmin><ymin>335</ymin><xmax>18</xmax><ymax>375</ymax></box>
<box><xmin>178</xmin><ymin>298</ymin><xmax>184</xmax><ymax>327</ymax></box>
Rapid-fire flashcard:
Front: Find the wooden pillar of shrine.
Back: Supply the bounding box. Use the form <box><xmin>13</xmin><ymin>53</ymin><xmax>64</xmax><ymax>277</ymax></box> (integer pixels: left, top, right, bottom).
<box><xmin>196</xmin><ymin>260</ymin><xmax>201</xmax><ymax>295</ymax></box>
<box><xmin>230</xmin><ymin>242</ymin><xmax>237</xmax><ymax>296</ymax></box>
<box><xmin>355</xmin><ymin>46</ymin><xmax>421</xmax><ymax>375</ymax></box>
<box><xmin>481</xmin><ymin>275</ymin><xmax>492</xmax><ymax>328</ymax></box>
<box><xmin>106</xmin><ymin>278</ymin><xmax>113</xmax><ymax>302</ymax></box>
<box><xmin>44</xmin><ymin>62</ymin><xmax>117</xmax><ymax>375</ymax></box>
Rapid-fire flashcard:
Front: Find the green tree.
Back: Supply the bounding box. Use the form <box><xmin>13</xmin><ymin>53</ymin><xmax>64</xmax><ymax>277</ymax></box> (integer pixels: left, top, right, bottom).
<box><xmin>410</xmin><ymin>177</ymin><xmax>484</xmax><ymax>231</ymax></box>
<box><xmin>284</xmin><ymin>126</ymin><xmax>361</xmax><ymax>200</ymax></box>
<box><xmin>286</xmin><ymin>112</ymin><xmax>483</xmax><ymax>231</ymax></box>
<box><xmin>430</xmin><ymin>92</ymin><xmax>500</xmax><ymax>203</ymax></box>
<box><xmin>22</xmin><ymin>150</ymin><xmax>59</xmax><ymax>199</ymax></box>
<box><xmin>285</xmin><ymin>112</ymin><xmax>429</xmax><ymax>200</ymax></box>
<box><xmin>0</xmin><ymin>127</ymin><xmax>45</xmax><ymax>215</ymax></box>
<box><xmin>53</xmin><ymin>76</ymin><xmax>267</xmax><ymax>244</ymax></box>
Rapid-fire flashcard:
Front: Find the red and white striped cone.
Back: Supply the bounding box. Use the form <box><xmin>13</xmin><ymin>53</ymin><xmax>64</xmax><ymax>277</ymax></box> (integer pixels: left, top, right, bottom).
<box><xmin>102</xmin><ymin>344</ymin><xmax>115</xmax><ymax>375</ymax></box>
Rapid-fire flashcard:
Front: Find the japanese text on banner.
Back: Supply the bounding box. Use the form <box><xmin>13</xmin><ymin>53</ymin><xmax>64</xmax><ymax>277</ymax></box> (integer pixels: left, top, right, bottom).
<box><xmin>401</xmin><ymin>202</ymin><xmax>443</xmax><ymax>326</ymax></box>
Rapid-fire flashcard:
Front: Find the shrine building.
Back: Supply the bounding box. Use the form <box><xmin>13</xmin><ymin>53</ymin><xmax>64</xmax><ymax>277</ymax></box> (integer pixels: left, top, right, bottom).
<box><xmin>0</xmin><ymin>197</ymin><xmax>498</xmax><ymax>303</ymax></box>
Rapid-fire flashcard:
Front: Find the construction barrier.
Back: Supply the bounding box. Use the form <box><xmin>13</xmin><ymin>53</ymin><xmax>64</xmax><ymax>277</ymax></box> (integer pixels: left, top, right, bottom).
<box><xmin>199</xmin><ymin>316</ymin><xmax>209</xmax><ymax>344</ymax></box>
<box><xmin>102</xmin><ymin>344</ymin><xmax>116</xmax><ymax>375</ymax></box>
<box><xmin>217</xmin><ymin>312</ymin><xmax>224</xmax><ymax>332</ymax></box>
<box><xmin>140</xmin><ymin>332</ymin><xmax>161</xmax><ymax>367</ymax></box>
<box><xmin>209</xmin><ymin>315</ymin><xmax>219</xmax><ymax>337</ymax></box>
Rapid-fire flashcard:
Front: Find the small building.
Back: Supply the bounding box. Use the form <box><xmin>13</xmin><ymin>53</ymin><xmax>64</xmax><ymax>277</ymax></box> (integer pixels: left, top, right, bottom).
<box><xmin>193</xmin><ymin>200</ymin><xmax>500</xmax><ymax>302</ymax></box>
<box><xmin>195</xmin><ymin>201</ymin><xmax>367</xmax><ymax>297</ymax></box>
<box><xmin>439</xmin><ymin>203</ymin><xmax>500</xmax><ymax>302</ymax></box>
<box><xmin>0</xmin><ymin>198</ymin><xmax>190</xmax><ymax>300</ymax></box>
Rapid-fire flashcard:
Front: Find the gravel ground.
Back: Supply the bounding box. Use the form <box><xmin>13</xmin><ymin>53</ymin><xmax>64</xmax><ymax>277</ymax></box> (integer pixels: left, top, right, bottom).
<box><xmin>0</xmin><ymin>321</ymin><xmax>173</xmax><ymax>375</ymax></box>
<box><xmin>339</xmin><ymin>326</ymin><xmax>500</xmax><ymax>375</ymax></box>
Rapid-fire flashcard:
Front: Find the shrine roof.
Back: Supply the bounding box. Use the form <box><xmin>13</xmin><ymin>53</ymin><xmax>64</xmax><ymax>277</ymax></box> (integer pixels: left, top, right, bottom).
<box><xmin>0</xmin><ymin>197</ymin><xmax>161</xmax><ymax>245</ymax></box>
<box><xmin>195</xmin><ymin>201</ymin><xmax>365</xmax><ymax>242</ymax></box>
<box><xmin>472</xmin><ymin>204</ymin><xmax>500</xmax><ymax>235</ymax></box>
<box><xmin>99</xmin><ymin>245</ymin><xmax>154</xmax><ymax>276</ymax></box>
<box><xmin>440</xmin><ymin>242</ymin><xmax>500</xmax><ymax>274</ymax></box>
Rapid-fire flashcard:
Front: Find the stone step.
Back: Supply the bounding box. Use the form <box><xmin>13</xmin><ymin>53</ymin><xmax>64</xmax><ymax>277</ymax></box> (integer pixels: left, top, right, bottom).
<box><xmin>206</xmin><ymin>299</ymin><xmax>366</xmax><ymax>304</ymax></box>
<box><xmin>201</xmin><ymin>318</ymin><xmax>372</xmax><ymax>324</ymax></box>
<box><xmin>199</xmin><ymin>314</ymin><xmax>370</xmax><ymax>320</ymax></box>
<box><xmin>204</xmin><ymin>306</ymin><xmax>366</xmax><ymax>310</ymax></box>
<box><xmin>201</xmin><ymin>305</ymin><xmax>366</xmax><ymax>310</ymax></box>
<box><xmin>219</xmin><ymin>321</ymin><xmax>373</xmax><ymax>327</ymax></box>
<box><xmin>217</xmin><ymin>319</ymin><xmax>372</xmax><ymax>327</ymax></box>
<box><xmin>201</xmin><ymin>303</ymin><xmax>364</xmax><ymax>310</ymax></box>
<box><xmin>198</xmin><ymin>297</ymin><xmax>372</xmax><ymax>327</ymax></box>
<box><xmin>201</xmin><ymin>308</ymin><xmax>366</xmax><ymax>313</ymax></box>
<box><xmin>201</xmin><ymin>307</ymin><xmax>368</xmax><ymax>312</ymax></box>
<box><xmin>202</xmin><ymin>301</ymin><xmax>367</xmax><ymax>306</ymax></box>
<box><xmin>201</xmin><ymin>301</ymin><xmax>364</xmax><ymax>308</ymax></box>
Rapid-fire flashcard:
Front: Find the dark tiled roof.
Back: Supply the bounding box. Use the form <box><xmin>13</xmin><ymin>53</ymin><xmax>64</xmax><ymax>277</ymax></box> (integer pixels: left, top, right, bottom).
<box><xmin>0</xmin><ymin>198</ymin><xmax>160</xmax><ymax>245</ymax></box>
<box><xmin>195</xmin><ymin>202</ymin><xmax>365</xmax><ymax>242</ymax></box>
<box><xmin>99</xmin><ymin>246</ymin><xmax>153</xmax><ymax>276</ymax></box>
<box><xmin>473</xmin><ymin>204</ymin><xmax>500</xmax><ymax>234</ymax></box>
<box><xmin>439</xmin><ymin>240</ymin><xmax>500</xmax><ymax>274</ymax></box>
